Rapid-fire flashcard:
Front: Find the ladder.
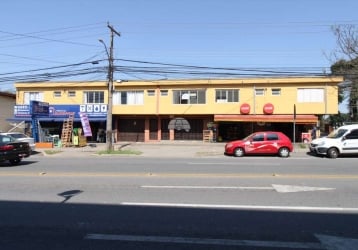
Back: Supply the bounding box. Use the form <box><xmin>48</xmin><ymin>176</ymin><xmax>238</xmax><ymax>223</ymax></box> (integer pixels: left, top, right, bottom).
<box><xmin>61</xmin><ymin>113</ymin><xmax>74</xmax><ymax>147</ymax></box>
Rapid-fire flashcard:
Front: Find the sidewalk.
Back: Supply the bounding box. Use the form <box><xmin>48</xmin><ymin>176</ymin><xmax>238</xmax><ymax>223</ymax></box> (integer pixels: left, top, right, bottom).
<box><xmin>34</xmin><ymin>141</ymin><xmax>309</xmax><ymax>158</ymax></box>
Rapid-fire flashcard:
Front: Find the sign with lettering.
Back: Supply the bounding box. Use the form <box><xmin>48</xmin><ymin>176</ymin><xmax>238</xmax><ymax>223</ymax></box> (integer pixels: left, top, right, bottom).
<box><xmin>30</xmin><ymin>101</ymin><xmax>49</xmax><ymax>116</ymax></box>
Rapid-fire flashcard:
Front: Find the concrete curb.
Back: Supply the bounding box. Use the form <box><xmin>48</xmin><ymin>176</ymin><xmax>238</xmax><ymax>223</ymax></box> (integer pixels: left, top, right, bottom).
<box><xmin>33</xmin><ymin>142</ymin><xmax>309</xmax><ymax>158</ymax></box>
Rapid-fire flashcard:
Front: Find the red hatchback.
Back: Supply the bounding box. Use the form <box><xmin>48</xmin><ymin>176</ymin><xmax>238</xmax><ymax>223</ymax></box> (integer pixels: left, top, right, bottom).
<box><xmin>224</xmin><ymin>131</ymin><xmax>293</xmax><ymax>158</ymax></box>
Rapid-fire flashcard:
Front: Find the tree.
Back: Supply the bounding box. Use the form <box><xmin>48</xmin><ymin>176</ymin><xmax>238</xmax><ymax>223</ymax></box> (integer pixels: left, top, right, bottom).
<box><xmin>331</xmin><ymin>25</ymin><xmax>358</xmax><ymax>120</ymax></box>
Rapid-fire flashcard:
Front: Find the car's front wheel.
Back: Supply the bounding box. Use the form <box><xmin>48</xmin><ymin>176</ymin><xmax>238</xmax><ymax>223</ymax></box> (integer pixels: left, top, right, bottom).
<box><xmin>234</xmin><ymin>147</ymin><xmax>245</xmax><ymax>157</ymax></box>
<box><xmin>327</xmin><ymin>147</ymin><xmax>339</xmax><ymax>159</ymax></box>
<box><xmin>9</xmin><ymin>158</ymin><xmax>21</xmax><ymax>166</ymax></box>
<box><xmin>278</xmin><ymin>147</ymin><xmax>290</xmax><ymax>158</ymax></box>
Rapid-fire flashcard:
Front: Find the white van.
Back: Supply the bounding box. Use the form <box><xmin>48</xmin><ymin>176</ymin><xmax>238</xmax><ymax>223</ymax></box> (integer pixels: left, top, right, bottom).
<box><xmin>309</xmin><ymin>124</ymin><xmax>358</xmax><ymax>158</ymax></box>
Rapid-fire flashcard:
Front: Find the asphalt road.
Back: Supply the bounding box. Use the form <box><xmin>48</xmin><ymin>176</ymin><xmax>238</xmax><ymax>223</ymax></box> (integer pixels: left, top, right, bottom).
<box><xmin>0</xmin><ymin>153</ymin><xmax>358</xmax><ymax>249</ymax></box>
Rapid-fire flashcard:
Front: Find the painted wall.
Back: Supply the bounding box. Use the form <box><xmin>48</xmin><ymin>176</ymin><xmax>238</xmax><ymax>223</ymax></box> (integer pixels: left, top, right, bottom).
<box><xmin>15</xmin><ymin>77</ymin><xmax>342</xmax><ymax>116</ymax></box>
<box><xmin>0</xmin><ymin>92</ymin><xmax>16</xmax><ymax>132</ymax></box>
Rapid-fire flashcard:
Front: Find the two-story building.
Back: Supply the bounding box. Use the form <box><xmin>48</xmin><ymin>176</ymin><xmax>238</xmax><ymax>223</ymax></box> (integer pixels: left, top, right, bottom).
<box><xmin>12</xmin><ymin>76</ymin><xmax>343</xmax><ymax>143</ymax></box>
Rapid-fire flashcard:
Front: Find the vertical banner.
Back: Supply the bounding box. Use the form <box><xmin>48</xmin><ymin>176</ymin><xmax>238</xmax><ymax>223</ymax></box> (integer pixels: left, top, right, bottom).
<box><xmin>79</xmin><ymin>112</ymin><xmax>92</xmax><ymax>137</ymax></box>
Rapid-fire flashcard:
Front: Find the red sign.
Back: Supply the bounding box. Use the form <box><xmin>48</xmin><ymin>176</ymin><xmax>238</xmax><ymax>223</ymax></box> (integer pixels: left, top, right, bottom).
<box><xmin>240</xmin><ymin>103</ymin><xmax>250</xmax><ymax>114</ymax></box>
<box><xmin>263</xmin><ymin>103</ymin><xmax>274</xmax><ymax>114</ymax></box>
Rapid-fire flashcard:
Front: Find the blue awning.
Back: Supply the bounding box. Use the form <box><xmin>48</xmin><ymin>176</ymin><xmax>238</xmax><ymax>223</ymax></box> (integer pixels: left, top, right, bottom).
<box><xmin>7</xmin><ymin>117</ymin><xmax>32</xmax><ymax>122</ymax></box>
<box><xmin>7</xmin><ymin>117</ymin><xmax>107</xmax><ymax>122</ymax></box>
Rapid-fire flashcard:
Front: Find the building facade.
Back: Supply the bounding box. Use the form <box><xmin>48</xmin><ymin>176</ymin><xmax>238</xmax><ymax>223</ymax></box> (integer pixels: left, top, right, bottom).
<box><xmin>0</xmin><ymin>91</ymin><xmax>16</xmax><ymax>132</ymax></box>
<box><xmin>13</xmin><ymin>76</ymin><xmax>343</xmax><ymax>143</ymax></box>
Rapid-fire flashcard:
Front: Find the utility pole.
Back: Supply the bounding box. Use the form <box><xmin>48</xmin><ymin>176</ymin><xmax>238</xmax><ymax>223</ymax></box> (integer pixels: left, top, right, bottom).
<box><xmin>99</xmin><ymin>22</ymin><xmax>120</xmax><ymax>151</ymax></box>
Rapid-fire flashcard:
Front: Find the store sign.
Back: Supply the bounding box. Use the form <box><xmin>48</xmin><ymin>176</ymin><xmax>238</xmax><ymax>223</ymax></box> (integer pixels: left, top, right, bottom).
<box><xmin>14</xmin><ymin>104</ymin><xmax>107</xmax><ymax>119</ymax></box>
<box><xmin>263</xmin><ymin>103</ymin><xmax>274</xmax><ymax>114</ymax></box>
<box><xmin>240</xmin><ymin>103</ymin><xmax>250</xmax><ymax>114</ymax></box>
<box><xmin>30</xmin><ymin>101</ymin><xmax>49</xmax><ymax>116</ymax></box>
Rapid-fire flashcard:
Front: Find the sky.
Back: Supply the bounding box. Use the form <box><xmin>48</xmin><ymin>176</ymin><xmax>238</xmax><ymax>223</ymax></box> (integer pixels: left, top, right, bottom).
<box><xmin>1</xmin><ymin>0</ymin><xmax>357</xmax><ymax>112</ymax></box>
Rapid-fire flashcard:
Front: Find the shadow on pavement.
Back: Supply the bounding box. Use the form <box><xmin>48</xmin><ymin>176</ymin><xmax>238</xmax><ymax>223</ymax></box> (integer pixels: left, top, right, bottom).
<box><xmin>0</xmin><ymin>199</ymin><xmax>358</xmax><ymax>249</ymax></box>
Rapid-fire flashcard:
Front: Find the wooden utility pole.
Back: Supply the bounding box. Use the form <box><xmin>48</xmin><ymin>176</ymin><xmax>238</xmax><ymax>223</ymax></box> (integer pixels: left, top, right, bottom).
<box><xmin>100</xmin><ymin>22</ymin><xmax>120</xmax><ymax>151</ymax></box>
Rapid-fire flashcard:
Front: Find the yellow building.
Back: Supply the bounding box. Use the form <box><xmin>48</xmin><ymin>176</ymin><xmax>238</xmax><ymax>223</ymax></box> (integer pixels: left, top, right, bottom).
<box><xmin>13</xmin><ymin>76</ymin><xmax>343</xmax><ymax>143</ymax></box>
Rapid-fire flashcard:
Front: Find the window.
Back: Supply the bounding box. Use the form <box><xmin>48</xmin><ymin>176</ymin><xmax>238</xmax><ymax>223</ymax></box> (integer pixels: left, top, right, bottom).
<box><xmin>252</xmin><ymin>134</ymin><xmax>264</xmax><ymax>141</ymax></box>
<box><xmin>113</xmin><ymin>91</ymin><xmax>144</xmax><ymax>105</ymax></box>
<box><xmin>53</xmin><ymin>91</ymin><xmax>61</xmax><ymax>97</ymax></box>
<box><xmin>147</xmin><ymin>90</ymin><xmax>155</xmax><ymax>96</ymax></box>
<box><xmin>267</xmin><ymin>133</ymin><xmax>279</xmax><ymax>141</ymax></box>
<box><xmin>24</xmin><ymin>92</ymin><xmax>44</xmax><ymax>104</ymax></box>
<box><xmin>173</xmin><ymin>90</ymin><xmax>206</xmax><ymax>104</ymax></box>
<box><xmin>255</xmin><ymin>88</ymin><xmax>265</xmax><ymax>96</ymax></box>
<box><xmin>160</xmin><ymin>90</ymin><xmax>168</xmax><ymax>96</ymax></box>
<box><xmin>84</xmin><ymin>91</ymin><xmax>104</xmax><ymax>104</ymax></box>
<box><xmin>215</xmin><ymin>89</ymin><xmax>239</xmax><ymax>103</ymax></box>
<box><xmin>297</xmin><ymin>88</ymin><xmax>324</xmax><ymax>102</ymax></box>
<box><xmin>346</xmin><ymin>129</ymin><xmax>358</xmax><ymax>140</ymax></box>
<box><xmin>271</xmin><ymin>88</ymin><xmax>281</xmax><ymax>96</ymax></box>
<box><xmin>68</xmin><ymin>91</ymin><xmax>76</xmax><ymax>97</ymax></box>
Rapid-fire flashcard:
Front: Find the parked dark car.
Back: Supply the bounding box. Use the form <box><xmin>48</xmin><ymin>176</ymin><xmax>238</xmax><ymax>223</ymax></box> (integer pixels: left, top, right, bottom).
<box><xmin>225</xmin><ymin>131</ymin><xmax>293</xmax><ymax>158</ymax></box>
<box><xmin>0</xmin><ymin>132</ymin><xmax>36</xmax><ymax>151</ymax></box>
<box><xmin>0</xmin><ymin>134</ymin><xmax>31</xmax><ymax>165</ymax></box>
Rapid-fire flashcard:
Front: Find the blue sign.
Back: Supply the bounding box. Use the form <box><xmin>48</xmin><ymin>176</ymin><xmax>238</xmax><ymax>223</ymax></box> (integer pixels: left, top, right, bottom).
<box><xmin>14</xmin><ymin>104</ymin><xmax>107</xmax><ymax>119</ymax></box>
<box><xmin>30</xmin><ymin>101</ymin><xmax>49</xmax><ymax>116</ymax></box>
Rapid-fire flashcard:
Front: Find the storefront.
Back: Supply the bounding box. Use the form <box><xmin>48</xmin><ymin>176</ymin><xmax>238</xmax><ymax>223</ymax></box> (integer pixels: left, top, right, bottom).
<box><xmin>8</xmin><ymin>104</ymin><xmax>107</xmax><ymax>143</ymax></box>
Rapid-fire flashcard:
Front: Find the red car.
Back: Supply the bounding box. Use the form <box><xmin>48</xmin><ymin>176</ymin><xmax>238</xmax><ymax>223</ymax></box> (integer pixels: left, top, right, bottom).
<box><xmin>224</xmin><ymin>131</ymin><xmax>293</xmax><ymax>158</ymax></box>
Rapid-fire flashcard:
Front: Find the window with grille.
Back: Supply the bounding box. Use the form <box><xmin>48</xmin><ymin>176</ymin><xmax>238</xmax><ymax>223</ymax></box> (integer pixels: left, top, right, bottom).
<box><xmin>255</xmin><ymin>88</ymin><xmax>265</xmax><ymax>96</ymax></box>
<box><xmin>297</xmin><ymin>88</ymin><xmax>324</xmax><ymax>102</ymax></box>
<box><xmin>24</xmin><ymin>92</ymin><xmax>44</xmax><ymax>104</ymax></box>
<box><xmin>215</xmin><ymin>89</ymin><xmax>239</xmax><ymax>103</ymax></box>
<box><xmin>173</xmin><ymin>90</ymin><xmax>206</xmax><ymax>104</ymax></box>
<box><xmin>271</xmin><ymin>88</ymin><xmax>281</xmax><ymax>96</ymax></box>
<box><xmin>113</xmin><ymin>91</ymin><xmax>144</xmax><ymax>105</ymax></box>
<box><xmin>68</xmin><ymin>91</ymin><xmax>76</xmax><ymax>97</ymax></box>
<box><xmin>84</xmin><ymin>91</ymin><xmax>104</xmax><ymax>104</ymax></box>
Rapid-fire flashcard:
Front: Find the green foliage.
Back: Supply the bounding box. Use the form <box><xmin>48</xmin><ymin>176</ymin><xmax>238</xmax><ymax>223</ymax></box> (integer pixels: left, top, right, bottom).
<box><xmin>328</xmin><ymin>112</ymin><xmax>351</xmax><ymax>127</ymax></box>
<box><xmin>331</xmin><ymin>58</ymin><xmax>358</xmax><ymax>120</ymax></box>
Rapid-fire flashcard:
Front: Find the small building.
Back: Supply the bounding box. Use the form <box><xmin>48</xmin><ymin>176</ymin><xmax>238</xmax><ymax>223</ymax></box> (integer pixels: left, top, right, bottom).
<box><xmin>13</xmin><ymin>76</ymin><xmax>343</xmax><ymax>143</ymax></box>
<box><xmin>0</xmin><ymin>91</ymin><xmax>16</xmax><ymax>132</ymax></box>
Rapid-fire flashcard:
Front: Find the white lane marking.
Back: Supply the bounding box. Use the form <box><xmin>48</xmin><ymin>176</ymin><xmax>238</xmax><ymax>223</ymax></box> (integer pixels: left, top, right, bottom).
<box><xmin>120</xmin><ymin>202</ymin><xmax>358</xmax><ymax>213</ymax></box>
<box><xmin>272</xmin><ymin>184</ymin><xmax>335</xmax><ymax>193</ymax></box>
<box><xmin>141</xmin><ymin>185</ymin><xmax>273</xmax><ymax>190</ymax></box>
<box><xmin>315</xmin><ymin>234</ymin><xmax>358</xmax><ymax>250</ymax></box>
<box><xmin>85</xmin><ymin>233</ymin><xmax>323</xmax><ymax>249</ymax></box>
<box><xmin>141</xmin><ymin>184</ymin><xmax>335</xmax><ymax>193</ymax></box>
<box><xmin>188</xmin><ymin>162</ymin><xmax>280</xmax><ymax>166</ymax></box>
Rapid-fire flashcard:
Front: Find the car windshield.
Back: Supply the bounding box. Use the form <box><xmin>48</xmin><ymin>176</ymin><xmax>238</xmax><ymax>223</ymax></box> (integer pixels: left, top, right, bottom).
<box><xmin>8</xmin><ymin>134</ymin><xmax>27</xmax><ymax>139</ymax></box>
<box><xmin>0</xmin><ymin>135</ymin><xmax>15</xmax><ymax>143</ymax></box>
<box><xmin>326</xmin><ymin>129</ymin><xmax>348</xmax><ymax>139</ymax></box>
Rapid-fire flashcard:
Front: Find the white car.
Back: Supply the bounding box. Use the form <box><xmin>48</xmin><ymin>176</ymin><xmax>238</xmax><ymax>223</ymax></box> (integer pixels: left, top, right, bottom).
<box><xmin>309</xmin><ymin>124</ymin><xmax>358</xmax><ymax>158</ymax></box>
<box><xmin>0</xmin><ymin>132</ymin><xmax>36</xmax><ymax>151</ymax></box>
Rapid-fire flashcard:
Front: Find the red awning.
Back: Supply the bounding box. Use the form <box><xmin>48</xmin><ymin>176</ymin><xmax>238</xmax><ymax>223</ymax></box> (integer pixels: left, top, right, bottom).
<box><xmin>214</xmin><ymin>114</ymin><xmax>317</xmax><ymax>124</ymax></box>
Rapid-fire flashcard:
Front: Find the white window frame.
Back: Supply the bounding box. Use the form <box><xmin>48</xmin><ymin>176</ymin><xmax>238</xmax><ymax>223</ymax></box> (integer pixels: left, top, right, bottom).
<box><xmin>255</xmin><ymin>88</ymin><xmax>265</xmax><ymax>96</ymax></box>
<box><xmin>24</xmin><ymin>92</ymin><xmax>44</xmax><ymax>104</ymax></box>
<box><xmin>53</xmin><ymin>91</ymin><xmax>61</xmax><ymax>98</ymax></box>
<box><xmin>68</xmin><ymin>91</ymin><xmax>76</xmax><ymax>97</ymax></box>
<box><xmin>113</xmin><ymin>91</ymin><xmax>144</xmax><ymax>105</ymax></box>
<box><xmin>83</xmin><ymin>91</ymin><xmax>105</xmax><ymax>104</ymax></box>
<box><xmin>172</xmin><ymin>89</ymin><xmax>206</xmax><ymax>104</ymax></box>
<box><xmin>271</xmin><ymin>88</ymin><xmax>281</xmax><ymax>96</ymax></box>
<box><xmin>297</xmin><ymin>88</ymin><xmax>324</xmax><ymax>102</ymax></box>
<box><xmin>215</xmin><ymin>89</ymin><xmax>239</xmax><ymax>103</ymax></box>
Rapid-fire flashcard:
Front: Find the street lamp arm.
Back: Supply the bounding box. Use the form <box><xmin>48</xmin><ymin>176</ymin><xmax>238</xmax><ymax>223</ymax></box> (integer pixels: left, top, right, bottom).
<box><xmin>98</xmin><ymin>39</ymin><xmax>110</xmax><ymax>59</ymax></box>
